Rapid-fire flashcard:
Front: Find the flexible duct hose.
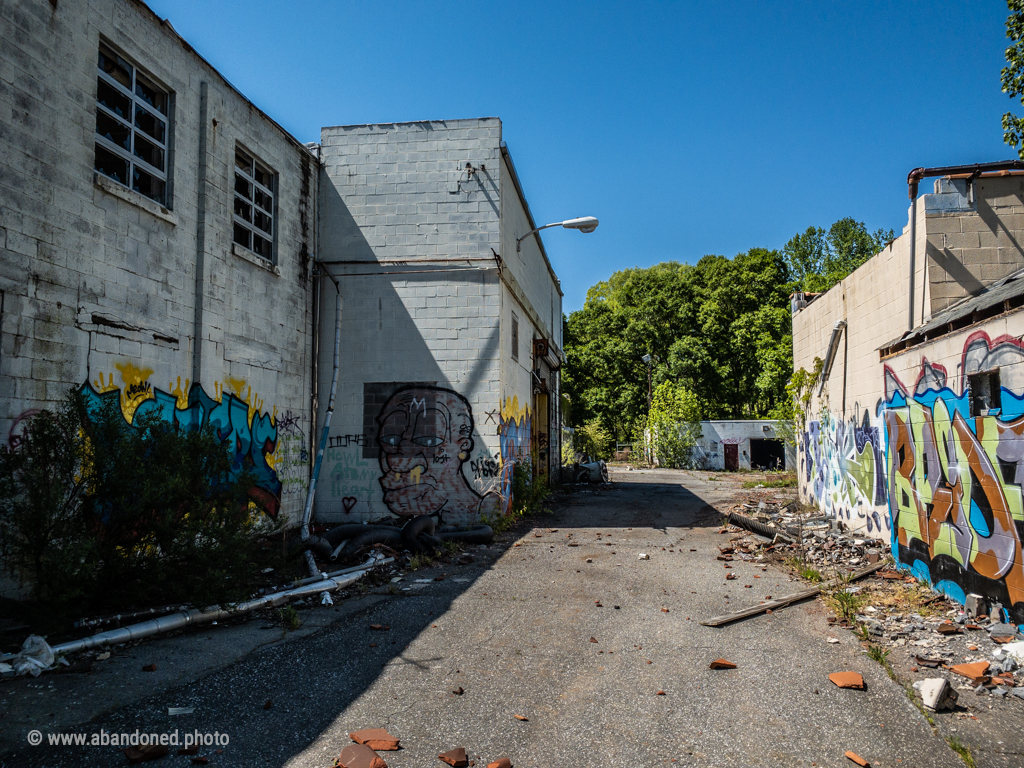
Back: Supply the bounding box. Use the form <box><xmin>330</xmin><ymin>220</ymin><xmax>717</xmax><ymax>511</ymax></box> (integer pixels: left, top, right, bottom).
<box><xmin>336</xmin><ymin>528</ymin><xmax>403</xmax><ymax>559</ymax></box>
<box><xmin>436</xmin><ymin>524</ymin><xmax>494</xmax><ymax>545</ymax></box>
<box><xmin>401</xmin><ymin>515</ymin><xmax>437</xmax><ymax>553</ymax></box>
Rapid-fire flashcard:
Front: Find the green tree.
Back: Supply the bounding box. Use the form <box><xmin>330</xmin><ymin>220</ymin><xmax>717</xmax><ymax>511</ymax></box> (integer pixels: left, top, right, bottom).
<box><xmin>784</xmin><ymin>217</ymin><xmax>893</xmax><ymax>291</ymax></box>
<box><xmin>1002</xmin><ymin>0</ymin><xmax>1024</xmax><ymax>157</ymax></box>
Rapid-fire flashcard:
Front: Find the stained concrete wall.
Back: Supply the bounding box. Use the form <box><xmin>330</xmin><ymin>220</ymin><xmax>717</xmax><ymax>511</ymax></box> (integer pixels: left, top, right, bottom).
<box><xmin>793</xmin><ymin>175</ymin><xmax>1024</xmax><ymax>624</ymax></box>
<box><xmin>315</xmin><ymin>119</ymin><xmax>560</xmax><ymax>524</ymax></box>
<box><xmin>0</xmin><ymin>0</ymin><xmax>316</xmax><ymax>525</ymax></box>
<box><xmin>694</xmin><ymin>420</ymin><xmax>795</xmax><ymax>471</ymax></box>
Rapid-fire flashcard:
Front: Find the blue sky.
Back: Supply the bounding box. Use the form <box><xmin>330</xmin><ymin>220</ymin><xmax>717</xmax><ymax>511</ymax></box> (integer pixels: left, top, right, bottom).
<box><xmin>147</xmin><ymin>1</ymin><xmax>1015</xmax><ymax>312</ymax></box>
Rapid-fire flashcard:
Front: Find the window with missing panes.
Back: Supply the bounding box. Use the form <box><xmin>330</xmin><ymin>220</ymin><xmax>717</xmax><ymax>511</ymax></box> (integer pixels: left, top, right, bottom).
<box><xmin>94</xmin><ymin>44</ymin><xmax>169</xmax><ymax>205</ymax></box>
<box><xmin>233</xmin><ymin>148</ymin><xmax>275</xmax><ymax>261</ymax></box>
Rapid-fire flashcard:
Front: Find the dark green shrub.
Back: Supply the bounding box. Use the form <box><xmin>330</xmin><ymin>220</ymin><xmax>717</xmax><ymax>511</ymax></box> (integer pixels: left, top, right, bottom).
<box><xmin>0</xmin><ymin>388</ymin><xmax>282</xmax><ymax>620</ymax></box>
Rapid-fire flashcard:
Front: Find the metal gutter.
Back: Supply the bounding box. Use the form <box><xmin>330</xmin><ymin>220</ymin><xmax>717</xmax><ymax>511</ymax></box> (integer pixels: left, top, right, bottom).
<box><xmin>499</xmin><ymin>142</ymin><xmax>564</xmax><ymax>297</ymax></box>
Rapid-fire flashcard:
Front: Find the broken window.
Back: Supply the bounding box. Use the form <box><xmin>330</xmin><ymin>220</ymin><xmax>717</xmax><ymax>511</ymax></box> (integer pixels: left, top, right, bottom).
<box><xmin>233</xmin><ymin>147</ymin><xmax>276</xmax><ymax>262</ymax></box>
<box><xmin>511</xmin><ymin>313</ymin><xmax>519</xmax><ymax>360</ymax></box>
<box><xmin>968</xmin><ymin>369</ymin><xmax>1002</xmax><ymax>417</ymax></box>
<box><xmin>95</xmin><ymin>44</ymin><xmax>169</xmax><ymax>205</ymax></box>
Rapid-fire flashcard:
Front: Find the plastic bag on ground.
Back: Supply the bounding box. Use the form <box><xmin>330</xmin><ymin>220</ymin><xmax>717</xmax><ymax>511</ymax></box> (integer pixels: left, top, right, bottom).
<box><xmin>0</xmin><ymin>634</ymin><xmax>55</xmax><ymax>677</ymax></box>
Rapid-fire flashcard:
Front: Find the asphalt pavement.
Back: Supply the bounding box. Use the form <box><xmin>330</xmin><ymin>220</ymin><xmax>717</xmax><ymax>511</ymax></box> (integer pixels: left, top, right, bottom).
<box><xmin>0</xmin><ymin>469</ymin><xmax>967</xmax><ymax>767</ymax></box>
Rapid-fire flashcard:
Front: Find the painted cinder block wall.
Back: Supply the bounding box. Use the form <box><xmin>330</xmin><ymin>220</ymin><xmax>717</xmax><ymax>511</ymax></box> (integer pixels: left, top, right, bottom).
<box><xmin>0</xmin><ymin>0</ymin><xmax>316</xmax><ymax>526</ymax></box>
<box><xmin>793</xmin><ymin>175</ymin><xmax>1024</xmax><ymax>624</ymax></box>
<box><xmin>315</xmin><ymin>119</ymin><xmax>562</xmax><ymax>525</ymax></box>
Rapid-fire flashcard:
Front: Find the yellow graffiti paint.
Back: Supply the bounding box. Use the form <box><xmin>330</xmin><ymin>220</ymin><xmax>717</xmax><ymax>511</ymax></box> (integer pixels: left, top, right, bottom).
<box><xmin>93</xmin><ymin>372</ymin><xmax>118</xmax><ymax>394</ymax></box>
<box><xmin>410</xmin><ymin>465</ymin><xmax>423</xmax><ymax>484</ymax></box>
<box><xmin>114</xmin><ymin>361</ymin><xmax>154</xmax><ymax>423</ymax></box>
<box><xmin>169</xmin><ymin>377</ymin><xmax>191</xmax><ymax>410</ymax></box>
<box><xmin>500</xmin><ymin>396</ymin><xmax>531</xmax><ymax>424</ymax></box>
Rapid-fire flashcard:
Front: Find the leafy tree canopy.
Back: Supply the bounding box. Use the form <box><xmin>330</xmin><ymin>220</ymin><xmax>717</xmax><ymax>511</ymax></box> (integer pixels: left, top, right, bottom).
<box><xmin>563</xmin><ymin>217</ymin><xmax>892</xmax><ymax>451</ymax></box>
<box><xmin>1002</xmin><ymin>0</ymin><xmax>1024</xmax><ymax>158</ymax></box>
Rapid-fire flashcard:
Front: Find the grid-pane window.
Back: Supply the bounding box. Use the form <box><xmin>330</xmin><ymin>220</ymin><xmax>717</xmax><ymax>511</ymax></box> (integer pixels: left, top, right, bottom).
<box><xmin>233</xmin><ymin>148</ymin><xmax>275</xmax><ymax>262</ymax></box>
<box><xmin>94</xmin><ymin>44</ymin><xmax>169</xmax><ymax>205</ymax></box>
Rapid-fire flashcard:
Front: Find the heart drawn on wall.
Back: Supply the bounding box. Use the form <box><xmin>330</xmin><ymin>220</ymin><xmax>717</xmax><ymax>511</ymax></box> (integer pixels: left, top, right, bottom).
<box><xmin>342</xmin><ymin>497</ymin><xmax>358</xmax><ymax>514</ymax></box>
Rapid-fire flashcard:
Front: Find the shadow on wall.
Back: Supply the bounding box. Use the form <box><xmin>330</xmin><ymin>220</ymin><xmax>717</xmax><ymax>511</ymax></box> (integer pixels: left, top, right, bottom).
<box><xmin>803</xmin><ymin>330</ymin><xmax>1024</xmax><ymax>625</ymax></box>
<box><xmin>316</xmin><ymin>184</ymin><xmax>505</xmax><ymax>524</ymax></box>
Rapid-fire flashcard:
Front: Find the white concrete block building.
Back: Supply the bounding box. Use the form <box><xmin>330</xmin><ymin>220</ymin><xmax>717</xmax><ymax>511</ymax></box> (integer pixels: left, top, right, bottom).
<box><xmin>314</xmin><ymin>119</ymin><xmax>564</xmax><ymax>524</ymax></box>
<box><xmin>693</xmin><ymin>420</ymin><xmax>794</xmax><ymax>471</ymax></box>
<box><xmin>0</xmin><ymin>0</ymin><xmax>318</xmax><ymax>523</ymax></box>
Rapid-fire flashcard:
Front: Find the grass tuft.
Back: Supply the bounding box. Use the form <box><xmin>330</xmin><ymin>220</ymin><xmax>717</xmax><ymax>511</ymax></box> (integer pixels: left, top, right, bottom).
<box><xmin>946</xmin><ymin>736</ymin><xmax>976</xmax><ymax>768</ymax></box>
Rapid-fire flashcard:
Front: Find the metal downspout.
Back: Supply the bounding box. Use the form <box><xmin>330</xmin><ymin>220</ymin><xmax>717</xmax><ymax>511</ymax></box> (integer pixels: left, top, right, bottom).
<box><xmin>299</xmin><ymin>268</ymin><xmax>340</xmax><ymax>578</ymax></box>
<box><xmin>908</xmin><ymin>195</ymin><xmax>917</xmax><ymax>332</ymax></box>
<box><xmin>191</xmin><ymin>82</ymin><xmax>209</xmax><ymax>385</ymax></box>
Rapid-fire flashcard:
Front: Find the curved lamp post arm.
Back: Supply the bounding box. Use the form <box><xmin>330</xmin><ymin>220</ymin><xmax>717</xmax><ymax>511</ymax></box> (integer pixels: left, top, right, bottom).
<box><xmin>516</xmin><ymin>216</ymin><xmax>599</xmax><ymax>252</ymax></box>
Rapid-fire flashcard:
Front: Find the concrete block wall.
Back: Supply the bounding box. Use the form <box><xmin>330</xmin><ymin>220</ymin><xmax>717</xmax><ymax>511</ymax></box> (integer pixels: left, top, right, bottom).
<box><xmin>0</xmin><ymin>0</ymin><xmax>315</xmax><ymax>525</ymax></box>
<box><xmin>316</xmin><ymin>119</ymin><xmax>508</xmax><ymax>525</ymax></box>
<box><xmin>925</xmin><ymin>176</ymin><xmax>1024</xmax><ymax>315</ymax></box>
<box><xmin>793</xmin><ymin>179</ymin><xmax>1024</xmax><ymax>624</ymax></box>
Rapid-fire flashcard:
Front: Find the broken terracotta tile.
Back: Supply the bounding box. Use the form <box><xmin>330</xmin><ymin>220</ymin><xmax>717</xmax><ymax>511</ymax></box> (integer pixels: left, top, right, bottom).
<box><xmin>661</xmin><ymin>608</ymin><xmax>670</xmax><ymax>613</ymax></box>
<box><xmin>951</xmin><ymin>661</ymin><xmax>990</xmax><ymax>681</ymax></box>
<box><xmin>709</xmin><ymin>658</ymin><xmax>737</xmax><ymax>670</ymax></box>
<box><xmin>369</xmin><ymin>624</ymin><xmax>390</xmax><ymax>631</ymax></box>
<box><xmin>992</xmin><ymin>635</ymin><xmax>1017</xmax><ymax>644</ymax></box>
<box><xmin>437</xmin><ymin>748</ymin><xmax>468</xmax><ymax>767</ymax></box>
<box><xmin>844</xmin><ymin>751</ymin><xmax>870</xmax><ymax>767</ymax></box>
<box><xmin>141</xmin><ymin>663</ymin><xmax>157</xmax><ymax>672</ymax></box>
<box><xmin>337</xmin><ymin>743</ymin><xmax>388</xmax><ymax>768</ymax></box>
<box><xmin>935</xmin><ymin>622</ymin><xmax>960</xmax><ymax>635</ymax></box>
<box><xmin>125</xmin><ymin>744</ymin><xmax>169</xmax><ymax>763</ymax></box>
<box><xmin>350</xmin><ymin>729</ymin><xmax>401</xmax><ymax>751</ymax></box>
<box><xmin>725</xmin><ymin>573</ymin><xmax>737</xmax><ymax>580</ymax></box>
<box><xmin>656</xmin><ymin>690</ymin><xmax>666</xmax><ymax>695</ymax></box>
<box><xmin>452</xmin><ymin>686</ymin><xmax>464</xmax><ymax>695</ymax></box>
<box><xmin>829</xmin><ymin>672</ymin><xmax>866</xmax><ymax>690</ymax></box>
<box><xmin>486</xmin><ymin>759</ymin><xmax>512</xmax><ymax>768</ymax></box>
<box><xmin>589</xmin><ymin>637</ymin><xmax>598</xmax><ymax>643</ymax></box>
<box><xmin>514</xmin><ymin>714</ymin><xmax>529</xmax><ymax>721</ymax></box>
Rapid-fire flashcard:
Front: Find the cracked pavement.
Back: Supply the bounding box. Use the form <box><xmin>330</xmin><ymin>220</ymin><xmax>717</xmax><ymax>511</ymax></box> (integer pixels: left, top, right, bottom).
<box><xmin>0</xmin><ymin>469</ymin><xmax>977</xmax><ymax>767</ymax></box>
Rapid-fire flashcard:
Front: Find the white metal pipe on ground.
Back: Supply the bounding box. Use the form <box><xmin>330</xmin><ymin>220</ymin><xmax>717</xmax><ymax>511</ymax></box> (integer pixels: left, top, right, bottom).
<box><xmin>49</xmin><ymin>558</ymin><xmax>390</xmax><ymax>657</ymax></box>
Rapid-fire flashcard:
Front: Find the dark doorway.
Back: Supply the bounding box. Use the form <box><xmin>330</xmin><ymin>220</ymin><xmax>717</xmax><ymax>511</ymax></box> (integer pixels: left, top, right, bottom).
<box><xmin>750</xmin><ymin>438</ymin><xmax>785</xmax><ymax>470</ymax></box>
<box><xmin>724</xmin><ymin>444</ymin><xmax>738</xmax><ymax>471</ymax></box>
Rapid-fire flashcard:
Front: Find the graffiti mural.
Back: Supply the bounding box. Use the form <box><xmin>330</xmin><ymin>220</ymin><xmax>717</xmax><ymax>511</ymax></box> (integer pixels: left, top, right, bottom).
<box><xmin>800</xmin><ymin>331</ymin><xmax>1024</xmax><ymax>623</ymax></box>
<box><xmin>272</xmin><ymin>411</ymin><xmax>308</xmax><ymax>500</ymax></box>
<box><xmin>499</xmin><ymin>396</ymin><xmax>532</xmax><ymax>516</ymax></box>
<box><xmin>328</xmin><ymin>446</ymin><xmax>376</xmax><ymax>512</ymax></box>
<box><xmin>803</xmin><ymin>408</ymin><xmax>889</xmax><ymax>536</ymax></box>
<box><xmin>376</xmin><ymin>386</ymin><xmax>498</xmax><ymax>525</ymax></box>
<box><xmin>82</xmin><ymin>366</ymin><xmax>285</xmax><ymax>517</ymax></box>
<box><xmin>884</xmin><ymin>333</ymin><xmax>1024</xmax><ymax>623</ymax></box>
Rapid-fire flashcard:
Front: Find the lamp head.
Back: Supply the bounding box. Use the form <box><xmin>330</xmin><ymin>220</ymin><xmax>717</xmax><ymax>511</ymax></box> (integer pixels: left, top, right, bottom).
<box><xmin>642</xmin><ymin>354</ymin><xmax>652</xmax><ymax>365</ymax></box>
<box><xmin>561</xmin><ymin>216</ymin><xmax>599</xmax><ymax>233</ymax></box>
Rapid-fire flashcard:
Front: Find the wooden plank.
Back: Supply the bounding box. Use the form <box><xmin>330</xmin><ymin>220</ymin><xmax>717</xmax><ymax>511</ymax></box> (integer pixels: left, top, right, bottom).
<box><xmin>699</xmin><ymin>561</ymin><xmax>887</xmax><ymax>627</ymax></box>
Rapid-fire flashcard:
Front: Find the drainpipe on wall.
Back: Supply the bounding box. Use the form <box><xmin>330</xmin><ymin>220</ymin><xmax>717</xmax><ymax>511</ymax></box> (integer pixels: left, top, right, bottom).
<box><xmin>299</xmin><ymin>266</ymin><xmax>340</xmax><ymax>579</ymax></box>
<box><xmin>191</xmin><ymin>82</ymin><xmax>209</xmax><ymax>384</ymax></box>
<box><xmin>907</xmin><ymin>193</ymin><xmax>916</xmax><ymax>333</ymax></box>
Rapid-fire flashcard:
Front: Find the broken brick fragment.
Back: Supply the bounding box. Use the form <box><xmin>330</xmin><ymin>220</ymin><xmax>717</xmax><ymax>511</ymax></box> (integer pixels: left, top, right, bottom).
<box><xmin>935</xmin><ymin>622</ymin><xmax>960</xmax><ymax>635</ymax></box>
<box><xmin>141</xmin><ymin>663</ymin><xmax>157</xmax><ymax>672</ymax></box>
<box><xmin>709</xmin><ymin>658</ymin><xmax>737</xmax><ymax>669</ymax></box>
<box><xmin>589</xmin><ymin>637</ymin><xmax>598</xmax><ymax>643</ymax></box>
<box><xmin>951</xmin><ymin>661</ymin><xmax>990</xmax><ymax>682</ymax></box>
<box><xmin>349</xmin><ymin>729</ymin><xmax>401</xmax><ymax>751</ymax></box>
<box><xmin>337</xmin><ymin>743</ymin><xmax>388</xmax><ymax>768</ymax></box>
<box><xmin>514</xmin><ymin>714</ymin><xmax>529</xmax><ymax>721</ymax></box>
<box><xmin>725</xmin><ymin>574</ymin><xmax>737</xmax><ymax>580</ymax></box>
<box><xmin>656</xmin><ymin>690</ymin><xmax>666</xmax><ymax>695</ymax></box>
<box><xmin>369</xmin><ymin>624</ymin><xmax>389</xmax><ymax>631</ymax></box>
<box><xmin>452</xmin><ymin>686</ymin><xmax>465</xmax><ymax>695</ymax></box>
<box><xmin>438</xmin><ymin>747</ymin><xmax>469</xmax><ymax>767</ymax></box>
<box><xmin>828</xmin><ymin>672</ymin><xmax>866</xmax><ymax>690</ymax></box>
<box><xmin>486</xmin><ymin>759</ymin><xmax>512</xmax><ymax>768</ymax></box>
<box><xmin>844</xmin><ymin>751</ymin><xmax>870</xmax><ymax>766</ymax></box>
<box><xmin>263</xmin><ymin>699</ymin><xmax>273</xmax><ymax>710</ymax></box>
<box><xmin>661</xmin><ymin>608</ymin><xmax>669</xmax><ymax>613</ymax></box>
<box><xmin>124</xmin><ymin>744</ymin><xmax>169</xmax><ymax>763</ymax></box>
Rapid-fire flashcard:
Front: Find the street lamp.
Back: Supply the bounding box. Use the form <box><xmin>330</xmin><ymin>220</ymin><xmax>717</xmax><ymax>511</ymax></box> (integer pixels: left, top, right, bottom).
<box><xmin>516</xmin><ymin>216</ymin><xmax>599</xmax><ymax>252</ymax></box>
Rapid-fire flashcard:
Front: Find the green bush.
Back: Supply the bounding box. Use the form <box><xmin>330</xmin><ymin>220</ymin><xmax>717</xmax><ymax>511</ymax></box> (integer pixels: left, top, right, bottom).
<box><xmin>0</xmin><ymin>388</ymin><xmax>281</xmax><ymax>620</ymax></box>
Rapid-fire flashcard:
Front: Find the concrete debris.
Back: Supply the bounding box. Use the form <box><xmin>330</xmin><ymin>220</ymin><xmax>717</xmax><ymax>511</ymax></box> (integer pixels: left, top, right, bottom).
<box><xmin>912</xmin><ymin>678</ymin><xmax>958</xmax><ymax>711</ymax></box>
<box><xmin>709</xmin><ymin>658</ymin><xmax>737</xmax><ymax>669</ymax></box>
<box><xmin>438</xmin><ymin>747</ymin><xmax>469</xmax><ymax>767</ymax></box>
<box><xmin>336</xmin><ymin>743</ymin><xmax>388</xmax><ymax>768</ymax></box>
<box><xmin>828</xmin><ymin>671</ymin><xmax>866</xmax><ymax>690</ymax></box>
<box><xmin>965</xmin><ymin>594</ymin><xmax>989</xmax><ymax>618</ymax></box>
<box><xmin>349</xmin><ymin>729</ymin><xmax>401</xmax><ymax>751</ymax></box>
<box><xmin>638</xmin><ymin>553</ymin><xmax>650</xmax><ymax>560</ymax></box>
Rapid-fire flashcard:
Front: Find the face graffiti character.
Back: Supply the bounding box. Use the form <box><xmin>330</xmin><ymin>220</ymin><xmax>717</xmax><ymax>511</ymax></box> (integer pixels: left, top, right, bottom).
<box><xmin>377</xmin><ymin>387</ymin><xmax>493</xmax><ymax>523</ymax></box>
